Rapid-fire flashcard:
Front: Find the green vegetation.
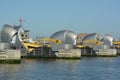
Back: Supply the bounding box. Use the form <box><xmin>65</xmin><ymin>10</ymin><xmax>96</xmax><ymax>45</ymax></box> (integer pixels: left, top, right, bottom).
<box><xmin>21</xmin><ymin>55</ymin><xmax>81</xmax><ymax>59</ymax></box>
<box><xmin>0</xmin><ymin>59</ymin><xmax>21</xmax><ymax>64</ymax></box>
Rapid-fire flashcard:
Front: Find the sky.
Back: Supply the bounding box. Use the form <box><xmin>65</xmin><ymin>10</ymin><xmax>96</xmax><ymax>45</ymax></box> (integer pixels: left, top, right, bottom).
<box><xmin>0</xmin><ymin>0</ymin><xmax>120</xmax><ymax>38</ymax></box>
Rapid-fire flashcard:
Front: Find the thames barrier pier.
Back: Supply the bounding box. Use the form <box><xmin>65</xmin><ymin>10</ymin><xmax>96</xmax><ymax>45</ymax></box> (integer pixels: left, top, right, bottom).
<box><xmin>57</xmin><ymin>49</ymin><xmax>81</xmax><ymax>59</ymax></box>
<box><xmin>1</xmin><ymin>23</ymin><xmax>120</xmax><ymax>63</ymax></box>
<box><xmin>0</xmin><ymin>43</ymin><xmax>21</xmax><ymax>63</ymax></box>
<box><xmin>0</xmin><ymin>50</ymin><xmax>20</xmax><ymax>63</ymax></box>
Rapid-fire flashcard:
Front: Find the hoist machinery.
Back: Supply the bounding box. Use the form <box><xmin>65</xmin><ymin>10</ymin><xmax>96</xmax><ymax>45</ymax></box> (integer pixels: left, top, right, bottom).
<box><xmin>21</xmin><ymin>38</ymin><xmax>62</xmax><ymax>53</ymax></box>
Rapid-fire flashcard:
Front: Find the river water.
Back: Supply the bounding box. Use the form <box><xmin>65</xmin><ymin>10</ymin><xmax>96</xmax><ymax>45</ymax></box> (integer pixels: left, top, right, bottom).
<box><xmin>0</xmin><ymin>57</ymin><xmax>120</xmax><ymax>80</ymax></box>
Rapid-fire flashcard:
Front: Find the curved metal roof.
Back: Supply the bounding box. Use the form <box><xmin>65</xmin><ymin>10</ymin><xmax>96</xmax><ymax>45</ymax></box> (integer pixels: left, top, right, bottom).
<box><xmin>1</xmin><ymin>24</ymin><xmax>17</xmax><ymax>43</ymax></box>
<box><xmin>50</xmin><ymin>30</ymin><xmax>77</xmax><ymax>44</ymax></box>
<box><xmin>101</xmin><ymin>35</ymin><xmax>114</xmax><ymax>46</ymax></box>
<box><xmin>81</xmin><ymin>33</ymin><xmax>101</xmax><ymax>47</ymax></box>
<box><xmin>17</xmin><ymin>26</ymin><xmax>25</xmax><ymax>42</ymax></box>
<box><xmin>82</xmin><ymin>33</ymin><xmax>99</xmax><ymax>41</ymax></box>
<box><xmin>77</xmin><ymin>33</ymin><xmax>88</xmax><ymax>43</ymax></box>
<box><xmin>50</xmin><ymin>30</ymin><xmax>77</xmax><ymax>51</ymax></box>
<box><xmin>14</xmin><ymin>25</ymin><xmax>22</xmax><ymax>31</ymax></box>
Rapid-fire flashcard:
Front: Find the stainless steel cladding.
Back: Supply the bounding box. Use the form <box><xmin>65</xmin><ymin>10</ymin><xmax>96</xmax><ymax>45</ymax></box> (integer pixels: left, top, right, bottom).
<box><xmin>1</xmin><ymin>24</ymin><xmax>17</xmax><ymax>43</ymax></box>
<box><xmin>93</xmin><ymin>35</ymin><xmax>114</xmax><ymax>50</ymax></box>
<box><xmin>15</xmin><ymin>26</ymin><xmax>25</xmax><ymax>43</ymax></box>
<box><xmin>50</xmin><ymin>30</ymin><xmax>77</xmax><ymax>51</ymax></box>
<box><xmin>101</xmin><ymin>35</ymin><xmax>114</xmax><ymax>46</ymax></box>
<box><xmin>77</xmin><ymin>33</ymin><xmax>88</xmax><ymax>44</ymax></box>
<box><xmin>50</xmin><ymin>30</ymin><xmax>77</xmax><ymax>44</ymax></box>
<box><xmin>82</xmin><ymin>33</ymin><xmax>99</xmax><ymax>41</ymax></box>
<box><xmin>82</xmin><ymin>33</ymin><xmax>100</xmax><ymax>46</ymax></box>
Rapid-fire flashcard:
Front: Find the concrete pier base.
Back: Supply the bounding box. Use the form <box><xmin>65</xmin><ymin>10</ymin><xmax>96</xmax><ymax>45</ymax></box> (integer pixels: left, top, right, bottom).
<box><xmin>116</xmin><ymin>48</ymin><xmax>120</xmax><ymax>55</ymax></box>
<box><xmin>56</xmin><ymin>49</ymin><xmax>81</xmax><ymax>59</ymax></box>
<box><xmin>95</xmin><ymin>49</ymin><xmax>117</xmax><ymax>57</ymax></box>
<box><xmin>0</xmin><ymin>50</ymin><xmax>21</xmax><ymax>63</ymax></box>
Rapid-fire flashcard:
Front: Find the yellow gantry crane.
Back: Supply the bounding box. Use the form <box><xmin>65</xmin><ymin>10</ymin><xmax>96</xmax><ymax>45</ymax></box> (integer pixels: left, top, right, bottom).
<box><xmin>40</xmin><ymin>38</ymin><xmax>62</xmax><ymax>45</ymax></box>
<box><xmin>21</xmin><ymin>41</ymin><xmax>40</xmax><ymax>53</ymax></box>
<box><xmin>113</xmin><ymin>41</ymin><xmax>120</xmax><ymax>48</ymax></box>
<box><xmin>76</xmin><ymin>34</ymin><xmax>102</xmax><ymax>49</ymax></box>
<box><xmin>113</xmin><ymin>41</ymin><xmax>120</xmax><ymax>45</ymax></box>
<box><xmin>83</xmin><ymin>40</ymin><xmax>102</xmax><ymax>45</ymax></box>
<box><xmin>21</xmin><ymin>38</ymin><xmax>62</xmax><ymax>53</ymax></box>
<box><xmin>76</xmin><ymin>40</ymin><xmax>102</xmax><ymax>49</ymax></box>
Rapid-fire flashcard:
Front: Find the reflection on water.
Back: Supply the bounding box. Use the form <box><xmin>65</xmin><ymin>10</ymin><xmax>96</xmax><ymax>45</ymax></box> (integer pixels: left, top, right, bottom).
<box><xmin>0</xmin><ymin>57</ymin><xmax>120</xmax><ymax>80</ymax></box>
<box><xmin>0</xmin><ymin>64</ymin><xmax>21</xmax><ymax>80</ymax></box>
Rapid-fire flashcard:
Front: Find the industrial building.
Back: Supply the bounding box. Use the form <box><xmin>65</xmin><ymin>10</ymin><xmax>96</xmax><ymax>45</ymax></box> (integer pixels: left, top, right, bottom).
<box><xmin>50</xmin><ymin>30</ymin><xmax>77</xmax><ymax>51</ymax></box>
<box><xmin>0</xmin><ymin>22</ymin><xmax>120</xmax><ymax>60</ymax></box>
<box><xmin>0</xmin><ymin>24</ymin><xmax>81</xmax><ymax>58</ymax></box>
<box><xmin>77</xmin><ymin>33</ymin><xmax>117</xmax><ymax>56</ymax></box>
<box><xmin>50</xmin><ymin>30</ymin><xmax>81</xmax><ymax>58</ymax></box>
<box><xmin>0</xmin><ymin>24</ymin><xmax>21</xmax><ymax>63</ymax></box>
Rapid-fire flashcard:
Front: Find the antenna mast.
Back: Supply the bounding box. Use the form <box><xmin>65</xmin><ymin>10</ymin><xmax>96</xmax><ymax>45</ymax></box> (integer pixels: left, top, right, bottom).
<box><xmin>19</xmin><ymin>18</ymin><xmax>23</xmax><ymax>26</ymax></box>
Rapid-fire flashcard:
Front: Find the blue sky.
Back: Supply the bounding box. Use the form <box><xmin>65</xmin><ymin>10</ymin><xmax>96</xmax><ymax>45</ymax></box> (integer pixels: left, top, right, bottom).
<box><xmin>0</xmin><ymin>0</ymin><xmax>120</xmax><ymax>38</ymax></box>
